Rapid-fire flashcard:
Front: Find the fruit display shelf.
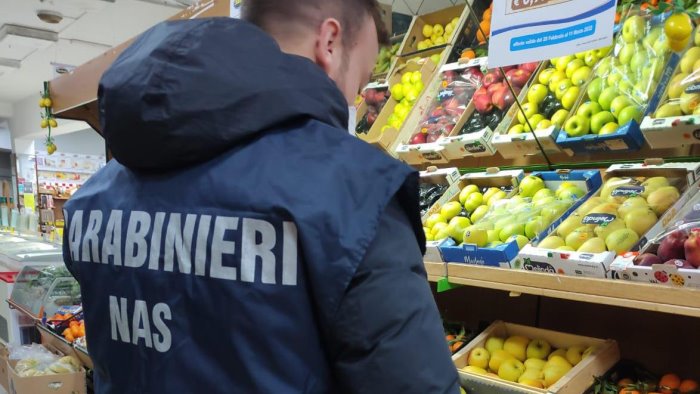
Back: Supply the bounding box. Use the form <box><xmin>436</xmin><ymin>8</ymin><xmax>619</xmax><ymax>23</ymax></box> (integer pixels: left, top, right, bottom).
<box><xmin>397</xmin><ymin>4</ymin><xmax>469</xmax><ymax>57</ymax></box>
<box><xmin>431</xmin><ymin>262</ymin><xmax>700</xmax><ymax>318</ymax></box>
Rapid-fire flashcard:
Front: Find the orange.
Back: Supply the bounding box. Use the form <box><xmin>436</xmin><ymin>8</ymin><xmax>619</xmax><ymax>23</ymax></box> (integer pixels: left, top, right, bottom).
<box><xmin>460</xmin><ymin>49</ymin><xmax>476</xmax><ymax>60</ymax></box>
<box><xmin>451</xmin><ymin>341</ymin><xmax>464</xmax><ymax>352</ymax></box>
<box><xmin>476</xmin><ymin>20</ymin><xmax>491</xmax><ymax>44</ymax></box>
<box><xmin>619</xmin><ymin>390</ymin><xmax>640</xmax><ymax>394</ymax></box>
<box><xmin>482</xmin><ymin>8</ymin><xmax>492</xmax><ymax>21</ymax></box>
<box><xmin>446</xmin><ymin>334</ymin><xmax>456</xmax><ymax>342</ymax></box>
<box><xmin>680</xmin><ymin>379</ymin><xmax>699</xmax><ymax>393</ymax></box>
<box><xmin>659</xmin><ymin>374</ymin><xmax>681</xmax><ymax>394</ymax></box>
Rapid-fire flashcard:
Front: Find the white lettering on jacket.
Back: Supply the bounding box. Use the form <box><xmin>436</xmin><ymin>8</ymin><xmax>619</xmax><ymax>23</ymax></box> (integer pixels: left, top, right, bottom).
<box><xmin>67</xmin><ymin>210</ymin><xmax>299</xmax><ymax>286</ymax></box>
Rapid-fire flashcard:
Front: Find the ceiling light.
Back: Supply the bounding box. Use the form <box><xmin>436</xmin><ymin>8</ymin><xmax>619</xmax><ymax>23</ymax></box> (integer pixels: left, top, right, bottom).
<box><xmin>0</xmin><ymin>25</ymin><xmax>59</xmax><ymax>44</ymax></box>
<box><xmin>36</xmin><ymin>10</ymin><xmax>63</xmax><ymax>24</ymax></box>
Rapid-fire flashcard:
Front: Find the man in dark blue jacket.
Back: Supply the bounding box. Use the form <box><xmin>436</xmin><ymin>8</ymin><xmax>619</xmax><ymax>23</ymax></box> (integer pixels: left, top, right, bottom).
<box><xmin>62</xmin><ymin>0</ymin><xmax>459</xmax><ymax>392</ymax></box>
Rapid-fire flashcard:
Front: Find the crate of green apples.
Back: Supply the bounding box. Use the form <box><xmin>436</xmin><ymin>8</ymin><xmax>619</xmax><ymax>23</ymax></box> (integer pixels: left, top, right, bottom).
<box><xmin>642</xmin><ymin>26</ymin><xmax>700</xmax><ymax>149</ymax></box>
<box><xmin>453</xmin><ymin>321</ymin><xmax>620</xmax><ymax>393</ymax></box>
<box><xmin>556</xmin><ymin>11</ymin><xmax>679</xmax><ymax>153</ymax></box>
<box><xmin>518</xmin><ymin>162</ymin><xmax>697</xmax><ymax>279</ymax></box>
<box><xmin>436</xmin><ymin>170</ymin><xmax>601</xmax><ymax>268</ymax></box>
<box><xmin>493</xmin><ymin>49</ymin><xmax>608</xmax><ymax>158</ymax></box>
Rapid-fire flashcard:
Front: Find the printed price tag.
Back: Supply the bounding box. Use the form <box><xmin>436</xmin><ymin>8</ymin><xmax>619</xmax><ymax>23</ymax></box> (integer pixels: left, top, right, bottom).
<box><xmin>582</xmin><ymin>213</ymin><xmax>616</xmax><ymax>225</ymax></box>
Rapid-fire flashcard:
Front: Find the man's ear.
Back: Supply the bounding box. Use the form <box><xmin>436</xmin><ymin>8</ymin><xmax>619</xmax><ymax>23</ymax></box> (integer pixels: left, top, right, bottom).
<box><xmin>314</xmin><ymin>18</ymin><xmax>342</xmax><ymax>74</ymax></box>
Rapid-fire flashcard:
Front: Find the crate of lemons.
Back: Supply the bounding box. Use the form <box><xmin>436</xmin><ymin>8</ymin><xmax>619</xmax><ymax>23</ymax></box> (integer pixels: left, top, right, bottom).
<box><xmin>417</xmin><ymin>17</ymin><xmax>461</xmax><ymax>51</ymax></box>
<box><xmin>423</xmin><ymin>175</ymin><xmax>586</xmax><ymax>252</ymax></box>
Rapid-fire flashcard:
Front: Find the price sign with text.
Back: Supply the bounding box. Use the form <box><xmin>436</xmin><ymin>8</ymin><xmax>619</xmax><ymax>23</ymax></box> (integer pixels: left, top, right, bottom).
<box><xmin>488</xmin><ymin>0</ymin><xmax>616</xmax><ymax>67</ymax></box>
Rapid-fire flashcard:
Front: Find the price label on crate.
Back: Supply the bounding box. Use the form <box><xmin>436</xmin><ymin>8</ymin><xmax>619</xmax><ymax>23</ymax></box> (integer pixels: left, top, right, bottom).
<box><xmin>488</xmin><ymin>0</ymin><xmax>616</xmax><ymax>68</ymax></box>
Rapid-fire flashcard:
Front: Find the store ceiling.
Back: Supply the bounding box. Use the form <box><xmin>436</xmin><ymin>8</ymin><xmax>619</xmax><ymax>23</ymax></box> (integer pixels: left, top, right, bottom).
<box><xmin>0</xmin><ymin>0</ymin><xmax>461</xmax><ymax>110</ymax></box>
<box><xmin>0</xmin><ymin>0</ymin><xmax>181</xmax><ymax>106</ymax></box>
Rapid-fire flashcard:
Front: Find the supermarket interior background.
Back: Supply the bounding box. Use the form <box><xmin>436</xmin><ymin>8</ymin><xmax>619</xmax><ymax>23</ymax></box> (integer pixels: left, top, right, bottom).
<box><xmin>0</xmin><ymin>0</ymin><xmax>700</xmax><ymax>393</ymax></box>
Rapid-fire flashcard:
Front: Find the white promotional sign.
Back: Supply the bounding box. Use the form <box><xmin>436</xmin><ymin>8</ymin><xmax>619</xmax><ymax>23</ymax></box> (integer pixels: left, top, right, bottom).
<box><xmin>488</xmin><ymin>0</ymin><xmax>616</xmax><ymax>68</ymax></box>
<box><xmin>230</xmin><ymin>0</ymin><xmax>242</xmax><ymax>18</ymax></box>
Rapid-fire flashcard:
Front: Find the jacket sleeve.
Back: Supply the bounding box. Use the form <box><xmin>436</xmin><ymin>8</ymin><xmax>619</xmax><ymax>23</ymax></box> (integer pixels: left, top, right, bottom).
<box><xmin>62</xmin><ymin>215</ymin><xmax>79</xmax><ymax>282</ymax></box>
<box><xmin>328</xmin><ymin>197</ymin><xmax>460</xmax><ymax>394</ymax></box>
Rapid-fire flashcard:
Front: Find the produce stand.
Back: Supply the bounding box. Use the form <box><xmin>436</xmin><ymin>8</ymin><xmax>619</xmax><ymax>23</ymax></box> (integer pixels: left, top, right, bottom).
<box><xmin>42</xmin><ymin>0</ymin><xmax>700</xmax><ymax>391</ymax></box>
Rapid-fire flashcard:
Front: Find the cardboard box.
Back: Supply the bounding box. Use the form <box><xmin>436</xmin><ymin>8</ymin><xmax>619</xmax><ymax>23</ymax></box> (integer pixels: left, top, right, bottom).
<box><xmin>435</xmin><ymin>169</ymin><xmax>527</xmax><ymax>266</ymax></box>
<box><xmin>453</xmin><ymin>321</ymin><xmax>620</xmax><ymax>394</ymax></box>
<box><xmin>610</xmin><ymin>178</ymin><xmax>700</xmax><ymax>287</ymax></box>
<box><xmin>394</xmin><ymin>58</ymin><xmax>487</xmax><ymax>165</ymax></box>
<box><xmin>398</xmin><ymin>4</ymin><xmax>468</xmax><ymax>56</ymax></box>
<box><xmin>556</xmin><ymin>23</ymin><xmax>681</xmax><ymax>153</ymax></box>
<box><xmin>0</xmin><ymin>342</ymin><xmax>8</xmax><ymax>392</ymax></box>
<box><xmin>640</xmin><ymin>114</ymin><xmax>700</xmax><ymax>149</ymax></box>
<box><xmin>8</xmin><ymin>358</ymin><xmax>86</xmax><ymax>394</ymax></box>
<box><xmin>518</xmin><ymin>162</ymin><xmax>699</xmax><ymax>279</ymax></box>
<box><xmin>358</xmin><ymin>59</ymin><xmax>438</xmax><ymax>152</ymax></box>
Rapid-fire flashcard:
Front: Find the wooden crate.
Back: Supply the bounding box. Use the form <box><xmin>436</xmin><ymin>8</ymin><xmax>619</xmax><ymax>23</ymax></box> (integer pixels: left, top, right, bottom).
<box><xmin>452</xmin><ymin>321</ymin><xmax>619</xmax><ymax>393</ymax></box>
<box><xmin>358</xmin><ymin>58</ymin><xmax>438</xmax><ymax>152</ymax></box>
<box><xmin>398</xmin><ymin>4</ymin><xmax>469</xmax><ymax>56</ymax></box>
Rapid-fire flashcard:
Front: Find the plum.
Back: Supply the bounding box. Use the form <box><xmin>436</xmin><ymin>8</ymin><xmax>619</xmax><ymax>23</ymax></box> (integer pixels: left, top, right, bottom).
<box><xmin>657</xmin><ymin>230</ymin><xmax>687</xmax><ymax>261</ymax></box>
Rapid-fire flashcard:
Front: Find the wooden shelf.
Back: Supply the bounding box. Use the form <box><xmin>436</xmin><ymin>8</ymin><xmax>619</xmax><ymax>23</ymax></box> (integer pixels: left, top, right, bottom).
<box><xmin>425</xmin><ymin>262</ymin><xmax>700</xmax><ymax>318</ymax></box>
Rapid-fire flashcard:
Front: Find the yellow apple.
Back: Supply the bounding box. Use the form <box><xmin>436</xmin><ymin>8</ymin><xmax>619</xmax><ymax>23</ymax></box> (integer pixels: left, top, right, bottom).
<box><xmin>489</xmin><ymin>349</ymin><xmax>515</xmax><ymax>373</ymax></box>
<box><xmin>468</xmin><ymin>347</ymin><xmax>491</xmax><ymax>369</ymax></box>
<box><xmin>543</xmin><ymin>356</ymin><xmax>573</xmax><ymax>387</ymax></box>
<box><xmin>504</xmin><ymin>336</ymin><xmax>530</xmax><ymax>361</ymax></box>
<box><xmin>524</xmin><ymin>358</ymin><xmax>547</xmax><ymax>371</ymax></box>
<box><xmin>526</xmin><ymin>339</ymin><xmax>552</xmax><ymax>360</ymax></box>
<box><xmin>462</xmin><ymin>365</ymin><xmax>488</xmax><ymax>375</ymax></box>
<box><xmin>520</xmin><ymin>379</ymin><xmax>545</xmax><ymax>388</ymax></box>
<box><xmin>548</xmin><ymin>349</ymin><xmax>567</xmax><ymax>360</ymax></box>
<box><xmin>519</xmin><ymin>369</ymin><xmax>545</xmax><ymax>383</ymax></box>
<box><xmin>566</xmin><ymin>345</ymin><xmax>586</xmax><ymax>366</ymax></box>
<box><xmin>485</xmin><ymin>336</ymin><xmax>505</xmax><ymax>354</ymax></box>
<box><xmin>498</xmin><ymin>359</ymin><xmax>526</xmax><ymax>382</ymax></box>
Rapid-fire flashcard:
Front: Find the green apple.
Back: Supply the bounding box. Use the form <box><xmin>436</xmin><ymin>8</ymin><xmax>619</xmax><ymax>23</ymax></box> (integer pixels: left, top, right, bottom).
<box><xmin>595</xmin><ymin>57</ymin><xmax>614</xmax><ymax>77</ymax></box>
<box><xmin>471</xmin><ymin>204</ymin><xmax>490</xmax><ymax>223</ymax></box>
<box><xmin>630</xmin><ymin>52</ymin><xmax>649</xmax><ymax>74</ymax></box>
<box><xmin>587</xmin><ymin>77</ymin><xmax>603</xmax><ymax>102</ymax></box>
<box><xmin>575</xmin><ymin>51</ymin><xmax>586</xmax><ymax>60</ymax></box>
<box><xmin>548</xmin><ymin>70</ymin><xmax>568</xmax><ymax>92</ymax></box>
<box><xmin>571</xmin><ymin>66</ymin><xmax>592</xmax><ymax>86</ymax></box>
<box><xmin>459</xmin><ymin>184</ymin><xmax>480</xmax><ymax>204</ymax></box>
<box><xmin>595</xmin><ymin>45</ymin><xmax>613</xmax><ymax>58</ymax></box>
<box><xmin>551</xmin><ymin>109</ymin><xmax>570</xmax><ymax>127</ymax></box>
<box><xmin>525</xmin><ymin>114</ymin><xmax>545</xmax><ymax>132</ymax></box>
<box><xmin>598</xmin><ymin>87</ymin><xmax>619</xmax><ymax>110</ymax></box>
<box><xmin>518</xmin><ymin>175</ymin><xmax>546</xmax><ymax>198</ymax></box>
<box><xmin>618</xmin><ymin>105</ymin><xmax>643</xmax><ymax>125</ymax></box>
<box><xmin>441</xmin><ymin>201</ymin><xmax>463</xmax><ymax>220</ymax></box>
<box><xmin>655</xmin><ymin>103</ymin><xmax>683</xmax><ymax>118</ymax></box>
<box><xmin>555</xmin><ymin>55</ymin><xmax>575</xmax><ymax>72</ymax></box>
<box><xmin>463</xmin><ymin>192</ymin><xmax>484</xmax><ymax>212</ymax></box>
<box><xmin>584</xmin><ymin>51</ymin><xmax>599</xmax><ymax>66</ymax></box>
<box><xmin>695</xmin><ymin>25</ymin><xmax>700</xmax><ymax>46</ymax></box>
<box><xmin>618</xmin><ymin>80</ymin><xmax>634</xmax><ymax>95</ymax></box>
<box><xmin>539</xmin><ymin>68</ymin><xmax>556</xmax><ymax>85</ymax></box>
<box><xmin>619</xmin><ymin>42</ymin><xmax>641</xmax><ymax>65</ymax></box>
<box><xmin>527</xmin><ymin>84</ymin><xmax>549</xmax><ymax>105</ymax></box>
<box><xmin>488</xmin><ymin>190</ymin><xmax>508</xmax><ymax>207</ymax></box>
<box><xmin>606</xmin><ymin>71</ymin><xmax>624</xmax><ymax>86</ymax></box>
<box><xmin>653</xmin><ymin>34</ymin><xmax>670</xmax><ymax>57</ymax></box>
<box><xmin>622</xmin><ymin>15</ymin><xmax>645</xmax><ymax>43</ymax></box>
<box><xmin>564</xmin><ymin>115</ymin><xmax>590</xmax><ymax>137</ymax></box>
<box><xmin>565</xmin><ymin>59</ymin><xmax>585</xmax><ymax>78</ymax></box>
<box><xmin>532</xmin><ymin>188</ymin><xmax>554</xmax><ymax>202</ymax></box>
<box><xmin>633</xmin><ymin>81</ymin><xmax>650</xmax><ymax>103</ymax></box>
<box><xmin>483</xmin><ymin>187</ymin><xmax>501</xmax><ymax>202</ymax></box>
<box><xmin>487</xmin><ymin>229</ymin><xmax>500</xmax><ymax>243</ymax></box>
<box><xmin>509</xmin><ymin>124</ymin><xmax>526</xmax><ymax>134</ymax></box>
<box><xmin>539</xmin><ymin>236</ymin><xmax>566</xmax><ymax>249</ymax></box>
<box><xmin>642</xmin><ymin>59</ymin><xmax>664</xmax><ymax>81</ymax></box>
<box><xmin>448</xmin><ymin>216</ymin><xmax>472</xmax><ymax>240</ymax></box>
<box><xmin>463</xmin><ymin>228</ymin><xmax>489</xmax><ymax>247</ymax></box>
<box><xmin>577</xmin><ymin>101</ymin><xmax>602</xmax><ymax>118</ymax></box>
<box><xmin>554</xmin><ymin>79</ymin><xmax>573</xmax><ymax>100</ymax></box>
<box><xmin>561</xmin><ymin>86</ymin><xmax>581</xmax><ymax>110</ymax></box>
<box><xmin>508</xmin><ymin>234</ymin><xmax>529</xmax><ymax>249</ymax></box>
<box><xmin>525</xmin><ymin>216</ymin><xmax>547</xmax><ymax>239</ymax></box>
<box><xmin>536</xmin><ymin>119</ymin><xmax>552</xmax><ymax>130</ymax></box>
<box><xmin>425</xmin><ymin>213</ymin><xmax>447</xmax><ymax>228</ymax></box>
<box><xmin>610</xmin><ymin>96</ymin><xmax>633</xmax><ymax>118</ymax></box>
<box><xmin>517</xmin><ymin>102</ymin><xmax>539</xmax><ymax>124</ymax></box>
<box><xmin>558</xmin><ymin>186</ymin><xmax>585</xmax><ymax>200</ymax></box>
<box><xmin>590</xmin><ymin>111</ymin><xmax>615</xmax><ymax>133</ymax></box>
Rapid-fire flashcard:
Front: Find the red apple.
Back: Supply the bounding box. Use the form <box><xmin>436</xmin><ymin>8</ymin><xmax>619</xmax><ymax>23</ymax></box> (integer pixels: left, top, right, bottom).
<box><xmin>520</xmin><ymin>62</ymin><xmax>539</xmax><ymax>73</ymax></box>
<box><xmin>409</xmin><ymin>132</ymin><xmax>427</xmax><ymax>144</ymax></box>
<box><xmin>426</xmin><ymin>130</ymin><xmax>442</xmax><ymax>143</ymax></box>
<box><xmin>665</xmin><ymin>259</ymin><xmax>694</xmax><ymax>269</ymax></box>
<box><xmin>658</xmin><ymin>230</ymin><xmax>688</xmax><ymax>261</ymax></box>
<box><xmin>462</xmin><ymin>68</ymin><xmax>484</xmax><ymax>84</ymax></box>
<box><xmin>443</xmin><ymin>70</ymin><xmax>457</xmax><ymax>83</ymax></box>
<box><xmin>684</xmin><ymin>229</ymin><xmax>700</xmax><ymax>268</ymax></box>
<box><xmin>431</xmin><ymin>107</ymin><xmax>446</xmax><ymax>118</ymax></box>
<box><xmin>506</xmin><ymin>69</ymin><xmax>532</xmax><ymax>89</ymax></box>
<box><xmin>488</xmin><ymin>82</ymin><xmax>505</xmax><ymax>95</ymax></box>
<box><xmin>444</xmin><ymin>124</ymin><xmax>455</xmax><ymax>134</ymax></box>
<box><xmin>445</xmin><ymin>98</ymin><xmax>461</xmax><ymax>111</ymax></box>
<box><xmin>483</xmin><ymin>71</ymin><xmax>503</xmax><ymax>88</ymax></box>
<box><xmin>501</xmin><ymin>65</ymin><xmax>517</xmax><ymax>73</ymax></box>
<box><xmin>633</xmin><ymin>253</ymin><xmax>662</xmax><ymax>266</ymax></box>
<box><xmin>473</xmin><ymin>93</ymin><xmax>494</xmax><ymax>114</ymax></box>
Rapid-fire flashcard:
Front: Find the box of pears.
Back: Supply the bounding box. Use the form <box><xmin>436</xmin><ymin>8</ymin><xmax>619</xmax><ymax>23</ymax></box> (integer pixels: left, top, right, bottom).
<box><xmin>518</xmin><ymin>161</ymin><xmax>700</xmax><ymax>279</ymax></box>
<box><xmin>428</xmin><ymin>169</ymin><xmax>601</xmax><ymax>268</ymax></box>
<box><xmin>453</xmin><ymin>321</ymin><xmax>620</xmax><ymax>393</ymax></box>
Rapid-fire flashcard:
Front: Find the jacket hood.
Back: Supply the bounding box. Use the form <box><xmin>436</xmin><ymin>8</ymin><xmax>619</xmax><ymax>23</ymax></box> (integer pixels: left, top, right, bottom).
<box><xmin>99</xmin><ymin>18</ymin><xmax>349</xmax><ymax>170</ymax></box>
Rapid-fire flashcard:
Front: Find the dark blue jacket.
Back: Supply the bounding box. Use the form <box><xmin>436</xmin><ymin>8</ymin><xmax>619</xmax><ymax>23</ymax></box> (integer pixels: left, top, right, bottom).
<box><xmin>62</xmin><ymin>18</ymin><xmax>458</xmax><ymax>393</ymax></box>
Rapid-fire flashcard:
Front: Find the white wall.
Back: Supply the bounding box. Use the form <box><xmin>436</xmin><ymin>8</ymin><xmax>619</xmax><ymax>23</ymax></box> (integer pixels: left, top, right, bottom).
<box><xmin>34</xmin><ymin>129</ymin><xmax>104</xmax><ymax>156</ymax></box>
